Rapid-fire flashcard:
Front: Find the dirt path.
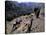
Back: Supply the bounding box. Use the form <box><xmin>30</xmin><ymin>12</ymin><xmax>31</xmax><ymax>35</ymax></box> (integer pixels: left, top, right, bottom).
<box><xmin>6</xmin><ymin>13</ymin><xmax>44</xmax><ymax>34</ymax></box>
<box><xmin>31</xmin><ymin>14</ymin><xmax>44</xmax><ymax>32</ymax></box>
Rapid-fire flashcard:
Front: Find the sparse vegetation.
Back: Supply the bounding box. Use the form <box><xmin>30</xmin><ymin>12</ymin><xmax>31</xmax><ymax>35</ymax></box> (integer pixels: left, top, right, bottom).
<box><xmin>5</xmin><ymin>1</ymin><xmax>44</xmax><ymax>34</ymax></box>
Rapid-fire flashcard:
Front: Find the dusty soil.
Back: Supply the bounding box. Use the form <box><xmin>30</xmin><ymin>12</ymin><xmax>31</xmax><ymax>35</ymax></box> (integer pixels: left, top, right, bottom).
<box><xmin>5</xmin><ymin>12</ymin><xmax>44</xmax><ymax>34</ymax></box>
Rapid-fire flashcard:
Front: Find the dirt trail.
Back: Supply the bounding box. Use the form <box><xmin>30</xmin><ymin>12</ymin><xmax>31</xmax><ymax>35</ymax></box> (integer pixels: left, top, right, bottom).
<box><xmin>6</xmin><ymin>13</ymin><xmax>44</xmax><ymax>34</ymax></box>
<box><xmin>31</xmin><ymin>14</ymin><xmax>44</xmax><ymax>32</ymax></box>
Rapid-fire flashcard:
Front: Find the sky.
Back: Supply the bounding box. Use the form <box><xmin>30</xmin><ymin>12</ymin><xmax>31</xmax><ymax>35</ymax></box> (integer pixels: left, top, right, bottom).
<box><xmin>6</xmin><ymin>0</ymin><xmax>44</xmax><ymax>3</ymax></box>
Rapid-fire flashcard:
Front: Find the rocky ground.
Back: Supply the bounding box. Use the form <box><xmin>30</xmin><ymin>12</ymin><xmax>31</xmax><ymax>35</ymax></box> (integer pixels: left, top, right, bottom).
<box><xmin>5</xmin><ymin>12</ymin><xmax>44</xmax><ymax>34</ymax></box>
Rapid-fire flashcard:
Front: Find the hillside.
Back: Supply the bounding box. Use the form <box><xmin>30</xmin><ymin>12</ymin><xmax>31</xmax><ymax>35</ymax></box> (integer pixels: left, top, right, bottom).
<box><xmin>5</xmin><ymin>1</ymin><xmax>45</xmax><ymax>34</ymax></box>
<box><xmin>6</xmin><ymin>10</ymin><xmax>44</xmax><ymax>34</ymax></box>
